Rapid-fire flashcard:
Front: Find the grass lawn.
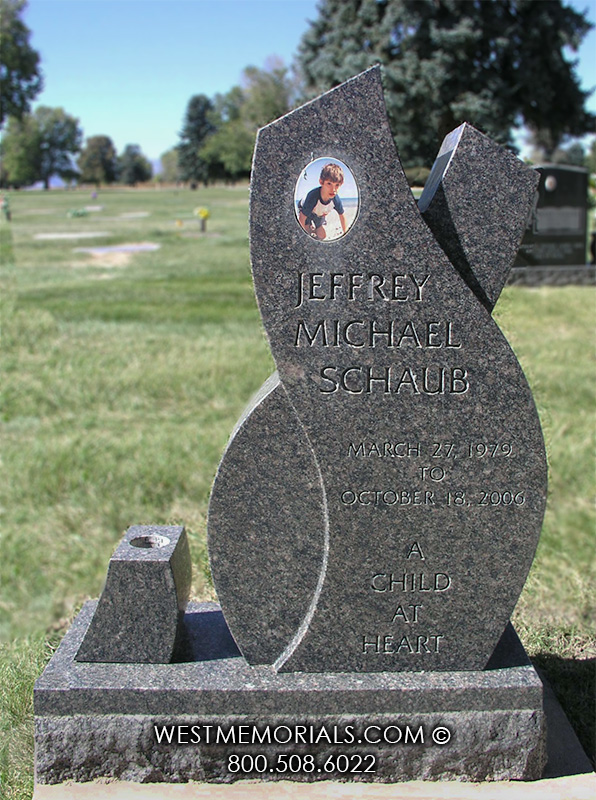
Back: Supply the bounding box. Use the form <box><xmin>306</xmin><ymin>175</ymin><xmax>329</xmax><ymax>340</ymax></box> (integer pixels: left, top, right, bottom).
<box><xmin>0</xmin><ymin>186</ymin><xmax>594</xmax><ymax>798</ymax></box>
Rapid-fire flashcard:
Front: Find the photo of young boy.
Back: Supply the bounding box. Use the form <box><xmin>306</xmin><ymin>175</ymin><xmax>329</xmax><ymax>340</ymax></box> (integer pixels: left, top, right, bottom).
<box><xmin>295</xmin><ymin>159</ymin><xmax>358</xmax><ymax>241</ymax></box>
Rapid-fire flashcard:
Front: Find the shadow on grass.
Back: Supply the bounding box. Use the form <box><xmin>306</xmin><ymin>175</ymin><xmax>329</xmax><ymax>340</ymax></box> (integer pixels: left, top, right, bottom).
<box><xmin>533</xmin><ymin>652</ymin><xmax>595</xmax><ymax>769</ymax></box>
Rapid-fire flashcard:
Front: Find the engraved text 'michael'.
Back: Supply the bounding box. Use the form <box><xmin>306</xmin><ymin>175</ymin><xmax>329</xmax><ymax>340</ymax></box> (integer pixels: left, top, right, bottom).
<box><xmin>294</xmin><ymin>319</ymin><xmax>461</xmax><ymax>348</ymax></box>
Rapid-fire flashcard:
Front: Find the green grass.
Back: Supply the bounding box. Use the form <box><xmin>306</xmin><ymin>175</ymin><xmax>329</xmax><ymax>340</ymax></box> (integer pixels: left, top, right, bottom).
<box><xmin>495</xmin><ymin>287</ymin><xmax>595</xmax><ymax>625</ymax></box>
<box><xmin>0</xmin><ymin>634</ymin><xmax>62</xmax><ymax>800</ymax></box>
<box><xmin>0</xmin><ymin>187</ymin><xmax>594</xmax><ymax>797</ymax></box>
<box><xmin>1</xmin><ymin>186</ymin><xmax>273</xmax><ymax>642</ymax></box>
<box><xmin>494</xmin><ymin>286</ymin><xmax>596</xmax><ymax>767</ymax></box>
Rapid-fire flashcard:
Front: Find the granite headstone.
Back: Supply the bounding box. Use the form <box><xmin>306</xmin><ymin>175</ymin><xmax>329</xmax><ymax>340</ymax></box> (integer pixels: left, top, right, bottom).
<box><xmin>208</xmin><ymin>66</ymin><xmax>547</xmax><ymax>673</ymax></box>
<box><xmin>35</xmin><ymin>68</ymin><xmax>549</xmax><ymax>786</ymax></box>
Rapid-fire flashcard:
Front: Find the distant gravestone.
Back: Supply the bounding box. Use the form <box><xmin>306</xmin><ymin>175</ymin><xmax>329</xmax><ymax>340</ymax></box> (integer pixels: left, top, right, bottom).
<box><xmin>514</xmin><ymin>164</ymin><xmax>589</xmax><ymax>270</ymax></box>
<box><xmin>208</xmin><ymin>68</ymin><xmax>547</xmax><ymax>674</ymax></box>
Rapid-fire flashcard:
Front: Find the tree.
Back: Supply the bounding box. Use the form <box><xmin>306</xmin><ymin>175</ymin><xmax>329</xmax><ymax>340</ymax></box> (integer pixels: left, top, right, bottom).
<box><xmin>177</xmin><ymin>94</ymin><xmax>215</xmax><ymax>185</ymax></box>
<box><xmin>78</xmin><ymin>135</ymin><xmax>118</xmax><ymax>186</ymax></box>
<box><xmin>241</xmin><ymin>56</ymin><xmax>294</xmax><ymax>129</ymax></box>
<box><xmin>198</xmin><ymin>85</ymin><xmax>252</xmax><ymax>183</ymax></box>
<box><xmin>1</xmin><ymin>112</ymin><xmax>41</xmax><ymax>186</ymax></box>
<box><xmin>1</xmin><ymin>105</ymin><xmax>82</xmax><ymax>188</ymax></box>
<box><xmin>178</xmin><ymin>61</ymin><xmax>294</xmax><ymax>185</ymax></box>
<box><xmin>200</xmin><ymin>119</ymin><xmax>254</xmax><ymax>182</ymax></box>
<box><xmin>158</xmin><ymin>147</ymin><xmax>181</xmax><ymax>183</ymax></box>
<box><xmin>297</xmin><ymin>0</ymin><xmax>595</xmax><ymax>165</ymax></box>
<box><xmin>549</xmin><ymin>142</ymin><xmax>586</xmax><ymax>166</ymax></box>
<box><xmin>0</xmin><ymin>0</ymin><xmax>42</xmax><ymax>126</ymax></box>
<box><xmin>35</xmin><ymin>106</ymin><xmax>83</xmax><ymax>188</ymax></box>
<box><xmin>118</xmin><ymin>144</ymin><xmax>152</xmax><ymax>186</ymax></box>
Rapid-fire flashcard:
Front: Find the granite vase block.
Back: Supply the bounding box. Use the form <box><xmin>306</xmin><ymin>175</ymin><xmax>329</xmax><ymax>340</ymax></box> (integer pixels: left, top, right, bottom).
<box><xmin>208</xmin><ymin>66</ymin><xmax>547</xmax><ymax>673</ymax></box>
<box><xmin>76</xmin><ymin>525</ymin><xmax>191</xmax><ymax>664</ymax></box>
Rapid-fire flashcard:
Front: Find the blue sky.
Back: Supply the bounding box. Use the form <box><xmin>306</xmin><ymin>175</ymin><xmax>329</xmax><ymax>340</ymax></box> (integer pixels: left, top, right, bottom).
<box><xmin>23</xmin><ymin>0</ymin><xmax>321</xmax><ymax>161</ymax></box>
<box><xmin>23</xmin><ymin>0</ymin><xmax>596</xmax><ymax>164</ymax></box>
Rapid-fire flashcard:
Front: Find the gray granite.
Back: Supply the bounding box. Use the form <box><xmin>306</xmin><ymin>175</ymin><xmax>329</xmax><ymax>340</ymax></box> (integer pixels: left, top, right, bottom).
<box><xmin>36</xmin><ymin>602</ymin><xmax>543</xmax><ymax>716</ymax></box>
<box><xmin>35</xmin><ymin>709</ymin><xmax>545</xmax><ymax>784</ymax></box>
<box><xmin>76</xmin><ymin>526</ymin><xmax>191</xmax><ymax>663</ymax></box>
<box><xmin>418</xmin><ymin>122</ymin><xmax>539</xmax><ymax>311</ymax></box>
<box><xmin>208</xmin><ymin>373</ymin><xmax>326</xmax><ymax>665</ymax></box>
<box><xmin>209</xmin><ymin>66</ymin><xmax>547</xmax><ymax>673</ymax></box>
<box><xmin>35</xmin><ymin>602</ymin><xmax>546</xmax><ymax>784</ymax></box>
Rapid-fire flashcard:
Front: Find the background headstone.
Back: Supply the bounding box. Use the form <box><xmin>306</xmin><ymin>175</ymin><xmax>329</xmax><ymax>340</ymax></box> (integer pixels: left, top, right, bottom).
<box><xmin>514</xmin><ymin>164</ymin><xmax>589</xmax><ymax>268</ymax></box>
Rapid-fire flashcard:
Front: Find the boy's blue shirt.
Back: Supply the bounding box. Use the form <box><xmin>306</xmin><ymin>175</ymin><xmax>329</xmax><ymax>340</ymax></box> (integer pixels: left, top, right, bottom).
<box><xmin>301</xmin><ymin>187</ymin><xmax>344</xmax><ymax>225</ymax></box>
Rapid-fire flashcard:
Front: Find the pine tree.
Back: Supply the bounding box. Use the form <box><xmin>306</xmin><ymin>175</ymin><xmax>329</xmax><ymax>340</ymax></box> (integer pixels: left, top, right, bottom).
<box><xmin>297</xmin><ymin>0</ymin><xmax>594</xmax><ymax>165</ymax></box>
<box><xmin>177</xmin><ymin>94</ymin><xmax>215</xmax><ymax>185</ymax></box>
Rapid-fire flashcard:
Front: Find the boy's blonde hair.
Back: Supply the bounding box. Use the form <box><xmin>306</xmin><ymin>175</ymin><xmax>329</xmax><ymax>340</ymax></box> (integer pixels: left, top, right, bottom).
<box><xmin>320</xmin><ymin>162</ymin><xmax>344</xmax><ymax>185</ymax></box>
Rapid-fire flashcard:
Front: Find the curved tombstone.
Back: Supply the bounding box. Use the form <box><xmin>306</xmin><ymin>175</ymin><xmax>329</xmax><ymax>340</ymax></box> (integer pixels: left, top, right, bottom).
<box><xmin>208</xmin><ymin>67</ymin><xmax>547</xmax><ymax>673</ymax></box>
<box><xmin>208</xmin><ymin>373</ymin><xmax>327</xmax><ymax>665</ymax></box>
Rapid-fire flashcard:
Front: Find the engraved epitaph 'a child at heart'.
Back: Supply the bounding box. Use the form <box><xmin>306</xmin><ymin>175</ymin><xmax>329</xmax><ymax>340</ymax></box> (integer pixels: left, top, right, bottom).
<box><xmin>207</xmin><ymin>67</ymin><xmax>547</xmax><ymax>673</ymax></box>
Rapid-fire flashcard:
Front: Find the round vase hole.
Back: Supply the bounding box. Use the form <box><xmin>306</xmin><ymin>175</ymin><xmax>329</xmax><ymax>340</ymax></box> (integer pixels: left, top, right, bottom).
<box><xmin>130</xmin><ymin>534</ymin><xmax>171</xmax><ymax>549</ymax></box>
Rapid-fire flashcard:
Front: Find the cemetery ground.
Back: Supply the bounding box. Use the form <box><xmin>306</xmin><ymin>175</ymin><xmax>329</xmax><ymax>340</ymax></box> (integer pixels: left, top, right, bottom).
<box><xmin>0</xmin><ymin>187</ymin><xmax>594</xmax><ymax>798</ymax></box>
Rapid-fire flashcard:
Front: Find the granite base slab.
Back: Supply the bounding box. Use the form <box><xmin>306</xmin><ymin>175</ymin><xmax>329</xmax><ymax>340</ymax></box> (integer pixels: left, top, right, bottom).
<box><xmin>34</xmin><ymin>602</ymin><xmax>546</xmax><ymax>785</ymax></box>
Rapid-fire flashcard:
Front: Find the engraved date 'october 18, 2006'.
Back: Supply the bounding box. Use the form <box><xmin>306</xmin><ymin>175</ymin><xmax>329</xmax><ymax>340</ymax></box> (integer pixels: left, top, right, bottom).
<box><xmin>340</xmin><ymin>489</ymin><xmax>526</xmax><ymax>507</ymax></box>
